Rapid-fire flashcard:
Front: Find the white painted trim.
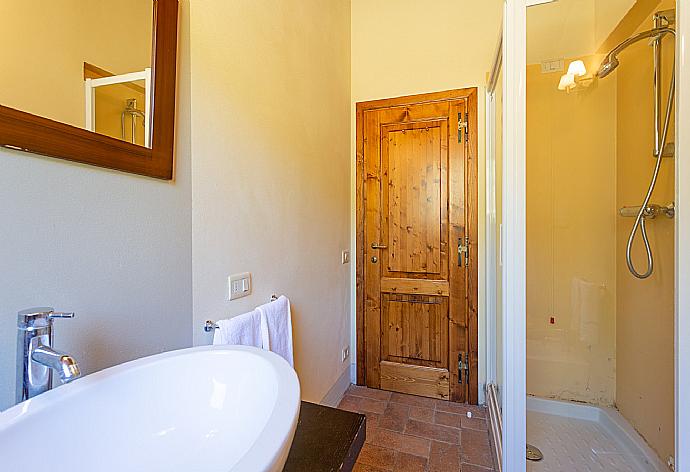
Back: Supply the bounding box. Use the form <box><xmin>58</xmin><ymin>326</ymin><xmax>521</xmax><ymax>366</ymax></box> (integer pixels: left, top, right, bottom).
<box><xmin>320</xmin><ymin>364</ymin><xmax>353</xmax><ymax>408</ymax></box>
<box><xmin>144</xmin><ymin>67</ymin><xmax>152</xmax><ymax>148</ymax></box>
<box><xmin>485</xmin><ymin>29</ymin><xmax>503</xmax><ymax>388</ymax></box>
<box><xmin>485</xmin><ymin>88</ymin><xmax>498</xmax><ymax>387</ymax></box>
<box><xmin>502</xmin><ymin>1</ymin><xmax>527</xmax><ymax>471</ymax></box>
<box><xmin>527</xmin><ymin>397</ymin><xmax>667</xmax><ymax>472</ymax></box>
<box><xmin>88</xmin><ymin>70</ymin><xmax>149</xmax><ymax>88</ymax></box>
<box><xmin>84</xmin><ymin>78</ymin><xmax>95</xmax><ymax>132</ymax></box>
<box><xmin>477</xmin><ymin>85</ymin><xmax>489</xmax><ymax>407</ymax></box>
<box><xmin>676</xmin><ymin>1</ymin><xmax>690</xmax><ymax>469</ymax></box>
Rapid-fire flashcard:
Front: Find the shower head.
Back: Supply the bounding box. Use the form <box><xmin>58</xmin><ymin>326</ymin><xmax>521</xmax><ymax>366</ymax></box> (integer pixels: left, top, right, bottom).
<box><xmin>597</xmin><ymin>26</ymin><xmax>675</xmax><ymax>79</ymax></box>
<box><xmin>597</xmin><ymin>55</ymin><xmax>619</xmax><ymax>78</ymax></box>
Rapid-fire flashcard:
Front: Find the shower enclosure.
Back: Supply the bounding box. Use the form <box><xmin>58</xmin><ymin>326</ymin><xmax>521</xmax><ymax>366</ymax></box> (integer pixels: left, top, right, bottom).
<box><xmin>84</xmin><ymin>68</ymin><xmax>152</xmax><ymax>147</ymax></box>
<box><xmin>522</xmin><ymin>0</ymin><xmax>676</xmax><ymax>470</ymax></box>
<box><xmin>485</xmin><ymin>31</ymin><xmax>504</xmax><ymax>468</ymax></box>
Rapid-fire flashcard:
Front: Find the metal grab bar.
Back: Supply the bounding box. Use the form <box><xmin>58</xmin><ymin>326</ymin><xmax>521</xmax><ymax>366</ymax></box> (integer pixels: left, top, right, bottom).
<box><xmin>204</xmin><ymin>294</ymin><xmax>279</xmax><ymax>332</ymax></box>
<box><xmin>618</xmin><ymin>202</ymin><xmax>675</xmax><ymax>219</ymax></box>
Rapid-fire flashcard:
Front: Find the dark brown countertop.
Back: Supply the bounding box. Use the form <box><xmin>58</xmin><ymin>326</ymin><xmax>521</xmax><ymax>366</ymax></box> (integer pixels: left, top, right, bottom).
<box><xmin>283</xmin><ymin>401</ymin><xmax>366</xmax><ymax>472</ymax></box>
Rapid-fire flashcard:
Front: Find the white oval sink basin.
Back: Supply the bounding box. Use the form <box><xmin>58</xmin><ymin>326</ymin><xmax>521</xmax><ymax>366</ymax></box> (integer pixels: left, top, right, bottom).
<box><xmin>0</xmin><ymin>345</ymin><xmax>300</xmax><ymax>472</ymax></box>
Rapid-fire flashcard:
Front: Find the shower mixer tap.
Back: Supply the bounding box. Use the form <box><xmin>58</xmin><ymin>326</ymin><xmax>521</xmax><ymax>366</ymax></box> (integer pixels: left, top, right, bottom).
<box><xmin>619</xmin><ymin>202</ymin><xmax>675</xmax><ymax>219</ymax></box>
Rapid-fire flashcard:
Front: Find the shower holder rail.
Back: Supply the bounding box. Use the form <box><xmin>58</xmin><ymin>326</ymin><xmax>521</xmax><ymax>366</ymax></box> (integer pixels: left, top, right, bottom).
<box><xmin>618</xmin><ymin>202</ymin><xmax>675</xmax><ymax>219</ymax></box>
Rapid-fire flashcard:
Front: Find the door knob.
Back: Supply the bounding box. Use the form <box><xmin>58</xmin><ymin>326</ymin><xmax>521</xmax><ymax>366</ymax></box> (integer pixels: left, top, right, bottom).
<box><xmin>371</xmin><ymin>256</ymin><xmax>378</xmax><ymax>263</ymax></box>
<box><xmin>371</xmin><ymin>243</ymin><xmax>388</xmax><ymax>250</ymax></box>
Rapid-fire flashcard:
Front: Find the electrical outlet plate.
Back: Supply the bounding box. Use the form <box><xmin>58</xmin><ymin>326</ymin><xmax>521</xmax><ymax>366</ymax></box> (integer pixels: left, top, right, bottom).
<box><xmin>342</xmin><ymin>346</ymin><xmax>350</xmax><ymax>363</ymax></box>
<box><xmin>342</xmin><ymin>250</ymin><xmax>350</xmax><ymax>264</ymax></box>
<box><xmin>228</xmin><ymin>272</ymin><xmax>251</xmax><ymax>300</ymax></box>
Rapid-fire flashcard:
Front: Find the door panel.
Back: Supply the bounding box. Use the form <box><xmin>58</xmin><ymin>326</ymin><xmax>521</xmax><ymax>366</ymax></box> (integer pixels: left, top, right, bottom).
<box><xmin>383</xmin><ymin>122</ymin><xmax>443</xmax><ymax>275</ymax></box>
<box><xmin>383</xmin><ymin>294</ymin><xmax>446</xmax><ymax>364</ymax></box>
<box><xmin>358</xmin><ymin>89</ymin><xmax>478</xmax><ymax>404</ymax></box>
<box><xmin>380</xmin><ymin>361</ymin><xmax>450</xmax><ymax>399</ymax></box>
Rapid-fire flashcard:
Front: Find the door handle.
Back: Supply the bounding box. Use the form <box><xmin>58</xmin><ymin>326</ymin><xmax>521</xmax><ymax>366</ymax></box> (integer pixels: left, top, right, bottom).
<box><xmin>371</xmin><ymin>243</ymin><xmax>388</xmax><ymax>250</ymax></box>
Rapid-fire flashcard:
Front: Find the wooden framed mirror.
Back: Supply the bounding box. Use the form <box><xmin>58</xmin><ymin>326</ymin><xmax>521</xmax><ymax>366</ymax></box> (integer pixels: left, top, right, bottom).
<box><xmin>0</xmin><ymin>0</ymin><xmax>179</xmax><ymax>180</ymax></box>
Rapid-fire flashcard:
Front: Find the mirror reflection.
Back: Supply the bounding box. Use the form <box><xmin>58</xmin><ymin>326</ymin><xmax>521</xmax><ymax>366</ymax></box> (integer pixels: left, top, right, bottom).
<box><xmin>0</xmin><ymin>1</ymin><xmax>154</xmax><ymax>147</ymax></box>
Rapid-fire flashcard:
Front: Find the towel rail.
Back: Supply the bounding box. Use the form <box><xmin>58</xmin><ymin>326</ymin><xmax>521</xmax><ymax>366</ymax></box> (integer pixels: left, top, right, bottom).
<box><xmin>204</xmin><ymin>294</ymin><xmax>279</xmax><ymax>332</ymax></box>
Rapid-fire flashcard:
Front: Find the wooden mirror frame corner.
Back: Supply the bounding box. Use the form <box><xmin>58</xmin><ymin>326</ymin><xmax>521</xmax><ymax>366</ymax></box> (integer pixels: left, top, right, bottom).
<box><xmin>0</xmin><ymin>0</ymin><xmax>179</xmax><ymax>180</ymax></box>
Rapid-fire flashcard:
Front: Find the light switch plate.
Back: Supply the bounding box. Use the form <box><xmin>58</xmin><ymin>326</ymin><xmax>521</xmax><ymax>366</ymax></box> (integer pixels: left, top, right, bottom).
<box><xmin>228</xmin><ymin>272</ymin><xmax>251</xmax><ymax>300</ymax></box>
<box><xmin>540</xmin><ymin>58</ymin><xmax>564</xmax><ymax>74</ymax></box>
<box><xmin>342</xmin><ymin>250</ymin><xmax>350</xmax><ymax>264</ymax></box>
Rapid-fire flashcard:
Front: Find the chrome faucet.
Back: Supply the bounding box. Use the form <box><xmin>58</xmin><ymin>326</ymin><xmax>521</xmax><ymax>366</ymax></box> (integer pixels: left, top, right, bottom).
<box><xmin>16</xmin><ymin>307</ymin><xmax>81</xmax><ymax>403</ymax></box>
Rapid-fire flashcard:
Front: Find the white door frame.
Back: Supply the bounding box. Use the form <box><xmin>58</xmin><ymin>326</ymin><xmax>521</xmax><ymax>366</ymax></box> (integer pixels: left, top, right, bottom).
<box><xmin>501</xmin><ymin>0</ymin><xmax>690</xmax><ymax>470</ymax></box>
<box><xmin>502</xmin><ymin>1</ymin><xmax>527</xmax><ymax>470</ymax></box>
<box><xmin>485</xmin><ymin>103</ymin><xmax>497</xmax><ymax>384</ymax></box>
<box><xmin>675</xmin><ymin>1</ymin><xmax>690</xmax><ymax>468</ymax></box>
<box><xmin>485</xmin><ymin>40</ymin><xmax>501</xmax><ymax>388</ymax></box>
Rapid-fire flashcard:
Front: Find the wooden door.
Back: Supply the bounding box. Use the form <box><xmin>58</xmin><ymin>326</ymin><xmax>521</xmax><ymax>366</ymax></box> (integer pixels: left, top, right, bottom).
<box><xmin>356</xmin><ymin>89</ymin><xmax>478</xmax><ymax>404</ymax></box>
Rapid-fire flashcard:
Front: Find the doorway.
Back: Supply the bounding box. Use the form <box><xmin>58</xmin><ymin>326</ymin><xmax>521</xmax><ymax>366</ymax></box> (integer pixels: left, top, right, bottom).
<box><xmin>355</xmin><ymin>88</ymin><xmax>479</xmax><ymax>404</ymax></box>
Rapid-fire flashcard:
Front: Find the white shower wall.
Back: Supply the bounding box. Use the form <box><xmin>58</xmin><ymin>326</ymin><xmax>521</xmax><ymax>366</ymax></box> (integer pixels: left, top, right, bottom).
<box><xmin>525</xmin><ymin>54</ymin><xmax>618</xmax><ymax>406</ymax></box>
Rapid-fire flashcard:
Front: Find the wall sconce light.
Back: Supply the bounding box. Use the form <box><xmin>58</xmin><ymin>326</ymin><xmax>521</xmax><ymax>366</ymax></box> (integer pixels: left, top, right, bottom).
<box><xmin>558</xmin><ymin>73</ymin><xmax>577</xmax><ymax>92</ymax></box>
<box><xmin>567</xmin><ymin>59</ymin><xmax>587</xmax><ymax>77</ymax></box>
<box><xmin>558</xmin><ymin>60</ymin><xmax>593</xmax><ymax>93</ymax></box>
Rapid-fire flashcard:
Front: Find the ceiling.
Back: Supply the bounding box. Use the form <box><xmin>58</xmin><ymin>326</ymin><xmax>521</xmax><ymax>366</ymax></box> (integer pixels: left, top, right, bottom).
<box><xmin>527</xmin><ymin>0</ymin><xmax>636</xmax><ymax>64</ymax></box>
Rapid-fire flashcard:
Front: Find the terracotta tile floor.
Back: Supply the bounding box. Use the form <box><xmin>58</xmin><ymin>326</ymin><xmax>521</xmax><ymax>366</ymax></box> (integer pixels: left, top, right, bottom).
<box><xmin>337</xmin><ymin>385</ymin><xmax>495</xmax><ymax>472</ymax></box>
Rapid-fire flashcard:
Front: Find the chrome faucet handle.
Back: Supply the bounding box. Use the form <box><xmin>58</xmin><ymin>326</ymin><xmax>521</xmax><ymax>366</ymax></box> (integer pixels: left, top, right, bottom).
<box><xmin>17</xmin><ymin>308</ymin><xmax>75</xmax><ymax>330</ymax></box>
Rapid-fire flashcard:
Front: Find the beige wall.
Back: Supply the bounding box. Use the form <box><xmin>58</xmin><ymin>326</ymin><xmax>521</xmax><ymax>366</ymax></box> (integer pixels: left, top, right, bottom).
<box><xmin>190</xmin><ymin>0</ymin><xmax>352</xmax><ymax>403</ymax></box>
<box><xmin>0</xmin><ymin>0</ymin><xmax>151</xmax><ymax>129</ymax></box>
<box><xmin>526</xmin><ymin>55</ymin><xmax>618</xmax><ymax>406</ymax></box>
<box><xmin>0</xmin><ymin>2</ymin><xmax>192</xmax><ymax>411</ymax></box>
<box><xmin>615</xmin><ymin>0</ymin><xmax>675</xmax><ymax>460</ymax></box>
<box><xmin>350</xmin><ymin>0</ymin><xmax>503</xmax><ymax>393</ymax></box>
<box><xmin>351</xmin><ymin>0</ymin><xmax>502</xmax><ymax>103</ymax></box>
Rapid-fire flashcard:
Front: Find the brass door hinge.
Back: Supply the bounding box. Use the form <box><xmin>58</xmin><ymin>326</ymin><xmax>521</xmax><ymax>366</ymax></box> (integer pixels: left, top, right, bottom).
<box><xmin>458</xmin><ymin>112</ymin><xmax>469</xmax><ymax>143</ymax></box>
<box><xmin>458</xmin><ymin>352</ymin><xmax>470</xmax><ymax>384</ymax></box>
<box><xmin>458</xmin><ymin>236</ymin><xmax>470</xmax><ymax>267</ymax></box>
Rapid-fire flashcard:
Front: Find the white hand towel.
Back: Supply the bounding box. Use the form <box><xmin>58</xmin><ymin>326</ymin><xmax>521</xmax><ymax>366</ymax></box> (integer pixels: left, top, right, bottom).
<box><xmin>257</xmin><ymin>296</ymin><xmax>294</xmax><ymax>367</ymax></box>
<box><xmin>212</xmin><ymin>309</ymin><xmax>263</xmax><ymax>347</ymax></box>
